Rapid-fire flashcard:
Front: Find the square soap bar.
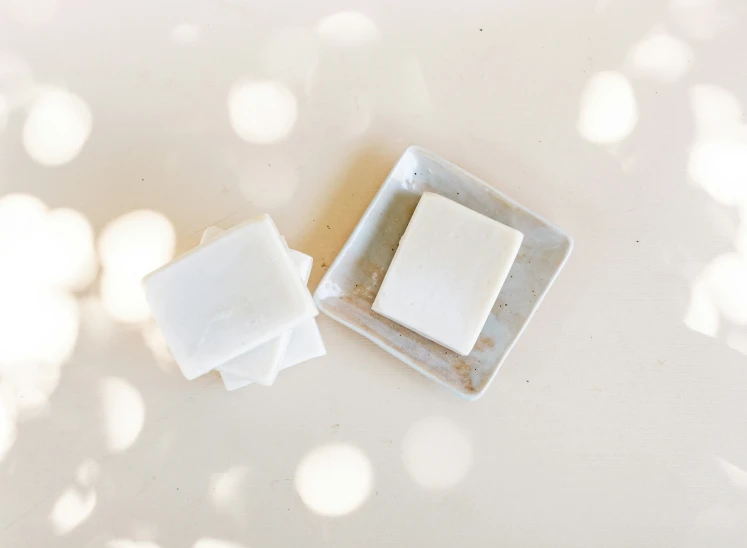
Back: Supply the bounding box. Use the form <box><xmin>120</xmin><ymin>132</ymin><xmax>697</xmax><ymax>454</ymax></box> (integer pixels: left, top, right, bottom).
<box><xmin>216</xmin><ymin>231</ymin><xmax>326</xmax><ymax>390</ymax></box>
<box><xmin>199</xmin><ymin>226</ymin><xmax>301</xmax><ymax>386</ymax></box>
<box><xmin>143</xmin><ymin>214</ymin><xmax>317</xmax><ymax>380</ymax></box>
<box><xmin>372</xmin><ymin>192</ymin><xmax>523</xmax><ymax>355</ymax></box>
<box><xmin>217</xmin><ymin>244</ymin><xmax>313</xmax><ymax>383</ymax></box>
<box><xmin>220</xmin><ymin>319</ymin><xmax>327</xmax><ymax>391</ymax></box>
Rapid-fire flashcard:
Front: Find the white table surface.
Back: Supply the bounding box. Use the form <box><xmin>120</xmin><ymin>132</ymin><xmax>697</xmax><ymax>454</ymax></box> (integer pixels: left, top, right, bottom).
<box><xmin>2</xmin><ymin>1</ymin><xmax>747</xmax><ymax>546</ymax></box>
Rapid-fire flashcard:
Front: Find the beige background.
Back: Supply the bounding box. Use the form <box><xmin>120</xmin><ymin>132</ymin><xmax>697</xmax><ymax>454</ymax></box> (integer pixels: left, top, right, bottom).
<box><xmin>2</xmin><ymin>0</ymin><xmax>747</xmax><ymax>546</ymax></box>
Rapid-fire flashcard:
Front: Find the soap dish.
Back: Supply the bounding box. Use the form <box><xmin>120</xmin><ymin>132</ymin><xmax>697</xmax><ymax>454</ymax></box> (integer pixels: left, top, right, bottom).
<box><xmin>314</xmin><ymin>146</ymin><xmax>572</xmax><ymax>400</ymax></box>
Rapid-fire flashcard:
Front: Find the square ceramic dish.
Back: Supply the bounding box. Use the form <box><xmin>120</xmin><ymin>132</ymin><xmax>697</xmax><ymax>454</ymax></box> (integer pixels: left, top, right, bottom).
<box><xmin>314</xmin><ymin>146</ymin><xmax>572</xmax><ymax>400</ymax></box>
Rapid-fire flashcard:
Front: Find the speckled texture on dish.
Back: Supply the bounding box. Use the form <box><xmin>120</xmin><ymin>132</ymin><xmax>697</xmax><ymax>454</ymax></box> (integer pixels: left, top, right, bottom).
<box><xmin>314</xmin><ymin>146</ymin><xmax>573</xmax><ymax>400</ymax></box>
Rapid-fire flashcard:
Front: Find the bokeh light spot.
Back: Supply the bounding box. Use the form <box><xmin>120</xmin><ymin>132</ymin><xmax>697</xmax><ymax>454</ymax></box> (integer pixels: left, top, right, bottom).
<box><xmin>315</xmin><ymin>12</ymin><xmax>380</xmax><ymax>46</ymax></box>
<box><xmin>726</xmin><ymin>331</ymin><xmax>747</xmax><ymax>357</ymax></box>
<box><xmin>75</xmin><ymin>458</ymin><xmax>100</xmax><ymax>486</ymax></box>
<box><xmin>689</xmin><ymin>137</ymin><xmax>747</xmax><ymax>205</ymax></box>
<box><xmin>100</xmin><ymin>377</ymin><xmax>145</xmax><ymax>453</ymax></box>
<box><xmin>627</xmin><ymin>28</ymin><xmax>693</xmax><ymax>82</ymax></box>
<box><xmin>577</xmin><ymin>71</ymin><xmax>638</xmax><ymax>145</ymax></box>
<box><xmin>209</xmin><ymin>465</ymin><xmax>250</xmax><ymax>511</ymax></box>
<box><xmin>23</xmin><ymin>86</ymin><xmax>92</xmax><ymax>166</ymax></box>
<box><xmin>402</xmin><ymin>417</ymin><xmax>473</xmax><ymax>490</ymax></box>
<box><xmin>295</xmin><ymin>443</ymin><xmax>374</xmax><ymax>517</ymax></box>
<box><xmin>97</xmin><ymin>210</ymin><xmax>174</xmax><ymax>323</ymax></box>
<box><xmin>0</xmin><ymin>192</ymin><xmax>47</xmax><ymax>234</ymax></box>
<box><xmin>228</xmin><ymin>80</ymin><xmax>297</xmax><ymax>144</ymax></box>
<box><xmin>690</xmin><ymin>85</ymin><xmax>743</xmax><ymax>132</ymax></box>
<box><xmin>716</xmin><ymin>456</ymin><xmax>747</xmax><ymax>488</ymax></box>
<box><xmin>684</xmin><ymin>276</ymin><xmax>719</xmax><ymax>337</ymax></box>
<box><xmin>98</xmin><ymin>210</ymin><xmax>175</xmax><ymax>279</ymax></box>
<box><xmin>40</xmin><ymin>208</ymin><xmax>97</xmax><ymax>291</ymax></box>
<box><xmin>3</xmin><ymin>360</ymin><xmax>63</xmax><ymax>413</ymax></box>
<box><xmin>0</xmin><ymin>193</ymin><xmax>90</xmax><ymax>415</ymax></box>
<box><xmin>100</xmin><ymin>271</ymin><xmax>152</xmax><ymax>323</ymax></box>
<box><xmin>49</xmin><ymin>486</ymin><xmax>96</xmax><ymax>535</ymax></box>
<box><xmin>0</xmin><ymin>288</ymin><xmax>79</xmax><ymax>370</ymax></box>
<box><xmin>705</xmin><ymin>254</ymin><xmax>747</xmax><ymax>325</ymax></box>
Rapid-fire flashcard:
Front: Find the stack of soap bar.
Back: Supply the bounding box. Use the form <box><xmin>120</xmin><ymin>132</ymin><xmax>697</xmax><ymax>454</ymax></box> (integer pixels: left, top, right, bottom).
<box><xmin>373</xmin><ymin>192</ymin><xmax>523</xmax><ymax>355</ymax></box>
<box><xmin>199</xmin><ymin>226</ymin><xmax>326</xmax><ymax>390</ymax></box>
<box><xmin>143</xmin><ymin>214</ymin><xmax>325</xmax><ymax>389</ymax></box>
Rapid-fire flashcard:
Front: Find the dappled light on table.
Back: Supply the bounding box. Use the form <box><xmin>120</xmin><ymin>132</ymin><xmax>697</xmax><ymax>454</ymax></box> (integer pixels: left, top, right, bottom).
<box><xmin>684</xmin><ymin>276</ymin><xmax>719</xmax><ymax>337</ymax></box>
<box><xmin>228</xmin><ymin>80</ymin><xmax>297</xmax><ymax>145</ymax></box>
<box><xmin>0</xmin><ymin>289</ymin><xmax>79</xmax><ymax>370</ymax></box>
<box><xmin>315</xmin><ymin>12</ymin><xmax>380</xmax><ymax>46</ymax></box>
<box><xmin>23</xmin><ymin>86</ymin><xmax>92</xmax><ymax>166</ymax></box>
<box><xmin>688</xmin><ymin>85</ymin><xmax>747</xmax><ymax>206</ymax></box>
<box><xmin>98</xmin><ymin>210</ymin><xmax>175</xmax><ymax>323</ymax></box>
<box><xmin>689</xmin><ymin>139</ymin><xmax>747</xmax><ymax>206</ymax></box>
<box><xmin>295</xmin><ymin>442</ymin><xmax>374</xmax><ymax>517</ymax></box>
<box><xmin>700</xmin><ymin>254</ymin><xmax>747</xmax><ymax>326</ymax></box>
<box><xmin>690</xmin><ymin>85</ymin><xmax>743</xmax><ymax>131</ymax></box>
<box><xmin>626</xmin><ymin>27</ymin><xmax>693</xmax><ymax>83</ymax></box>
<box><xmin>209</xmin><ymin>465</ymin><xmax>250</xmax><ymax>513</ymax></box>
<box><xmin>170</xmin><ymin>23</ymin><xmax>201</xmax><ymax>45</ymax></box>
<box><xmin>685</xmin><ymin>255</ymin><xmax>747</xmax><ymax>337</ymax></box>
<box><xmin>100</xmin><ymin>377</ymin><xmax>145</xmax><ymax>453</ymax></box>
<box><xmin>0</xmin><ymin>193</ymin><xmax>94</xmax><ymax>430</ymax></box>
<box><xmin>49</xmin><ymin>485</ymin><xmax>96</xmax><ymax>535</ymax></box>
<box><xmin>683</xmin><ymin>84</ymin><xmax>747</xmax><ymax>346</ymax></box>
<box><xmin>98</xmin><ymin>210</ymin><xmax>175</xmax><ymax>279</ymax></box>
<box><xmin>75</xmin><ymin>458</ymin><xmax>100</xmax><ymax>486</ymax></box>
<box><xmin>38</xmin><ymin>208</ymin><xmax>97</xmax><ymax>290</ymax></box>
<box><xmin>716</xmin><ymin>456</ymin><xmax>747</xmax><ymax>489</ymax></box>
<box><xmin>402</xmin><ymin>417</ymin><xmax>473</xmax><ymax>490</ymax></box>
<box><xmin>726</xmin><ymin>331</ymin><xmax>747</xmax><ymax>357</ymax></box>
<box><xmin>100</xmin><ymin>270</ymin><xmax>152</xmax><ymax>323</ymax></box>
<box><xmin>577</xmin><ymin>71</ymin><xmax>637</xmax><ymax>145</ymax></box>
<box><xmin>0</xmin><ymin>197</ymin><xmax>97</xmax><ymax>291</ymax></box>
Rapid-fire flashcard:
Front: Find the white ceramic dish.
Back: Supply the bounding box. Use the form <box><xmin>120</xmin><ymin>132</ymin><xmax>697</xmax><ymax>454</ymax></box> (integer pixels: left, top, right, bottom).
<box><xmin>314</xmin><ymin>146</ymin><xmax>572</xmax><ymax>400</ymax></box>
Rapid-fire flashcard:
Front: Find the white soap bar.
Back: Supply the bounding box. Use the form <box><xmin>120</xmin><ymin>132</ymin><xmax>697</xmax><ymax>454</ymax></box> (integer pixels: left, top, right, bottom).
<box><xmin>199</xmin><ymin>226</ymin><xmax>294</xmax><ymax>385</ymax></box>
<box><xmin>221</xmin><ymin>319</ymin><xmax>327</xmax><ymax>391</ymax></box>
<box><xmin>200</xmin><ymin>229</ymin><xmax>326</xmax><ymax>391</ymax></box>
<box><xmin>216</xmin><ymin>246</ymin><xmax>312</xmax><ymax>384</ymax></box>
<box><xmin>281</xmin><ymin>313</ymin><xmax>326</xmax><ymax>369</ymax></box>
<box><xmin>222</xmin><ymin>314</ymin><xmax>327</xmax><ymax>391</ymax></box>
<box><xmin>372</xmin><ymin>192</ymin><xmax>523</xmax><ymax>355</ymax></box>
<box><xmin>143</xmin><ymin>214</ymin><xmax>317</xmax><ymax>380</ymax></box>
